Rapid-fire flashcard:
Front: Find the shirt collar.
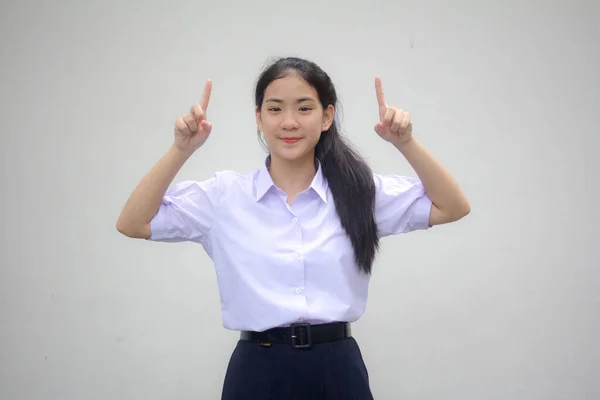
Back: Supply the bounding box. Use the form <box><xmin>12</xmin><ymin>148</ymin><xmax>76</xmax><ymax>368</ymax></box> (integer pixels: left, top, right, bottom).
<box><xmin>255</xmin><ymin>156</ymin><xmax>328</xmax><ymax>203</ymax></box>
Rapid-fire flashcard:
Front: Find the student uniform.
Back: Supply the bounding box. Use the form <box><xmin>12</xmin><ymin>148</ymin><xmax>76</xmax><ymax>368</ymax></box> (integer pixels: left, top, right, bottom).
<box><xmin>148</xmin><ymin>156</ymin><xmax>432</xmax><ymax>399</ymax></box>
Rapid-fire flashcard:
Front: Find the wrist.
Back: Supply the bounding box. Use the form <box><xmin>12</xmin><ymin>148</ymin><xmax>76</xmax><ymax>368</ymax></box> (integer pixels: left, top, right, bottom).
<box><xmin>170</xmin><ymin>143</ymin><xmax>196</xmax><ymax>159</ymax></box>
<box><xmin>393</xmin><ymin>136</ymin><xmax>416</xmax><ymax>153</ymax></box>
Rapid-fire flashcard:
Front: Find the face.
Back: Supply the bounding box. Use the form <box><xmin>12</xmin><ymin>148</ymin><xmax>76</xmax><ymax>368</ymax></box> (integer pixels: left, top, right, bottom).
<box><xmin>256</xmin><ymin>73</ymin><xmax>334</xmax><ymax>164</ymax></box>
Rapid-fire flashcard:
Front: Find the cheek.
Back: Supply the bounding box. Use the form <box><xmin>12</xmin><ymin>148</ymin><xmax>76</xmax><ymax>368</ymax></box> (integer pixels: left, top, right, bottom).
<box><xmin>259</xmin><ymin>116</ymin><xmax>277</xmax><ymax>132</ymax></box>
<box><xmin>260</xmin><ymin>125</ymin><xmax>280</xmax><ymax>148</ymax></box>
<box><xmin>307</xmin><ymin>119</ymin><xmax>325</xmax><ymax>138</ymax></box>
<box><xmin>260</xmin><ymin>121</ymin><xmax>277</xmax><ymax>138</ymax></box>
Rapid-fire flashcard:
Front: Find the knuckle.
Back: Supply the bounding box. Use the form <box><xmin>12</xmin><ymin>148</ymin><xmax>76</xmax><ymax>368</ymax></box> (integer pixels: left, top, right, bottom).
<box><xmin>176</xmin><ymin>119</ymin><xmax>189</xmax><ymax>133</ymax></box>
<box><xmin>193</xmin><ymin>104</ymin><xmax>204</xmax><ymax>116</ymax></box>
<box><xmin>184</xmin><ymin>117</ymin><xmax>197</xmax><ymax>130</ymax></box>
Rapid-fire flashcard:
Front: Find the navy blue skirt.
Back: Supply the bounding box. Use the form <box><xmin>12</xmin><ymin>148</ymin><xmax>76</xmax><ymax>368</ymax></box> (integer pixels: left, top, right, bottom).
<box><xmin>221</xmin><ymin>336</ymin><xmax>374</xmax><ymax>399</ymax></box>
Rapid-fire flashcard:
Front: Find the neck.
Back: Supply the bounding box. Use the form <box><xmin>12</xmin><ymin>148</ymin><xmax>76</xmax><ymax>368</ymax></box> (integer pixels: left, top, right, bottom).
<box><xmin>268</xmin><ymin>153</ymin><xmax>316</xmax><ymax>199</ymax></box>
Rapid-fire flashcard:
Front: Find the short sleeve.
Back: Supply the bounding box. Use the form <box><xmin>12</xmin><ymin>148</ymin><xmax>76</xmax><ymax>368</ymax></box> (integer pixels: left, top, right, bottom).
<box><xmin>374</xmin><ymin>173</ymin><xmax>433</xmax><ymax>237</ymax></box>
<box><xmin>148</xmin><ymin>174</ymin><xmax>221</xmax><ymax>244</ymax></box>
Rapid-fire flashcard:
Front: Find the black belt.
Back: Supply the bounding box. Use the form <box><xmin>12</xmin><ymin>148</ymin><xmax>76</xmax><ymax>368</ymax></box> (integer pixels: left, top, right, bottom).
<box><xmin>240</xmin><ymin>322</ymin><xmax>351</xmax><ymax>349</ymax></box>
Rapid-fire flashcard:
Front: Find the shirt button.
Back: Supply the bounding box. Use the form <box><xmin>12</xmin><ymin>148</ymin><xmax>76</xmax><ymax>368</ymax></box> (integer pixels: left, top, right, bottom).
<box><xmin>295</xmin><ymin>287</ymin><xmax>304</xmax><ymax>294</ymax></box>
<box><xmin>293</xmin><ymin>251</ymin><xmax>301</xmax><ymax>259</ymax></box>
<box><xmin>292</xmin><ymin>217</ymin><xmax>298</xmax><ymax>223</ymax></box>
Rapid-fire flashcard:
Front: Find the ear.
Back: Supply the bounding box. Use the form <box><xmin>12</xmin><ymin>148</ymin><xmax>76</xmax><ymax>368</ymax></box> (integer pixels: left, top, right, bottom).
<box><xmin>255</xmin><ymin>106</ymin><xmax>263</xmax><ymax>132</ymax></box>
<box><xmin>322</xmin><ymin>104</ymin><xmax>335</xmax><ymax>131</ymax></box>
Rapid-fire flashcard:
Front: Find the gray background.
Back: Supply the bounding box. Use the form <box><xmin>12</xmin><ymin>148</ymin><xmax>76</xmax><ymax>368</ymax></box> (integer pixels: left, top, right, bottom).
<box><xmin>1</xmin><ymin>0</ymin><xmax>598</xmax><ymax>399</ymax></box>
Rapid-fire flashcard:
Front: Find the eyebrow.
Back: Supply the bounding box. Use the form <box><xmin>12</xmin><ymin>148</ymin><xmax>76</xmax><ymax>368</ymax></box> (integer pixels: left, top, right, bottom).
<box><xmin>265</xmin><ymin>97</ymin><xmax>316</xmax><ymax>103</ymax></box>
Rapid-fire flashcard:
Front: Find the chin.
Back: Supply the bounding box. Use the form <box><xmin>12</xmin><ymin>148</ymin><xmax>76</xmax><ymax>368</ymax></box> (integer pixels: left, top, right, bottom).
<box><xmin>271</xmin><ymin>146</ymin><xmax>313</xmax><ymax>163</ymax></box>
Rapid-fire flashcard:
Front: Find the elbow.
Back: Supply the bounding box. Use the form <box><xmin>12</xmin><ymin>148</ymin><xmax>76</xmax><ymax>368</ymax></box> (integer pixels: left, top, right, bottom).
<box><xmin>446</xmin><ymin>199</ymin><xmax>471</xmax><ymax>223</ymax></box>
<box><xmin>116</xmin><ymin>219</ymin><xmax>151</xmax><ymax>239</ymax></box>
<box><xmin>116</xmin><ymin>218</ymin><xmax>137</xmax><ymax>238</ymax></box>
<box><xmin>116</xmin><ymin>219</ymin><xmax>131</xmax><ymax>237</ymax></box>
<box><xmin>461</xmin><ymin>201</ymin><xmax>471</xmax><ymax>218</ymax></box>
<box><xmin>454</xmin><ymin>200</ymin><xmax>471</xmax><ymax>221</ymax></box>
<box><xmin>429</xmin><ymin>200</ymin><xmax>470</xmax><ymax>226</ymax></box>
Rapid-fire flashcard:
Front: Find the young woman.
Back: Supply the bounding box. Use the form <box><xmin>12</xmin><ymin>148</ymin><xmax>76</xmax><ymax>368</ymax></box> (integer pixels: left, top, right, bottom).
<box><xmin>116</xmin><ymin>57</ymin><xmax>470</xmax><ymax>399</ymax></box>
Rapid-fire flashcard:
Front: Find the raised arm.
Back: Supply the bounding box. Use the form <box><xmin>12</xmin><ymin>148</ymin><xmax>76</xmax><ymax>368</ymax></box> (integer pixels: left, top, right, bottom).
<box><xmin>373</xmin><ymin>76</ymin><xmax>470</xmax><ymax>226</ymax></box>
<box><xmin>116</xmin><ymin>80</ymin><xmax>214</xmax><ymax>238</ymax></box>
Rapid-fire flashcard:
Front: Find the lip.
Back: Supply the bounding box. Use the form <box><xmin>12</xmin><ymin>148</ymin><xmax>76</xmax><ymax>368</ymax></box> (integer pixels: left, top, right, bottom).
<box><xmin>281</xmin><ymin>138</ymin><xmax>301</xmax><ymax>144</ymax></box>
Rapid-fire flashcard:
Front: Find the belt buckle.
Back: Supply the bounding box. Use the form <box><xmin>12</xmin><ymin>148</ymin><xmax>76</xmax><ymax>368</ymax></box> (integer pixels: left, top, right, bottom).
<box><xmin>290</xmin><ymin>323</ymin><xmax>312</xmax><ymax>349</ymax></box>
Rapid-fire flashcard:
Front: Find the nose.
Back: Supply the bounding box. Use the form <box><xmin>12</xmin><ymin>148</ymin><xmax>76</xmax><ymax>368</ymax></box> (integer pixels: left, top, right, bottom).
<box><xmin>281</xmin><ymin>113</ymin><xmax>299</xmax><ymax>131</ymax></box>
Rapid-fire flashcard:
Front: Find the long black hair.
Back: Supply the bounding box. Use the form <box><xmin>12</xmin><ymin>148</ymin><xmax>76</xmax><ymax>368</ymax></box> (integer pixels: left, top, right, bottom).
<box><xmin>254</xmin><ymin>57</ymin><xmax>379</xmax><ymax>274</ymax></box>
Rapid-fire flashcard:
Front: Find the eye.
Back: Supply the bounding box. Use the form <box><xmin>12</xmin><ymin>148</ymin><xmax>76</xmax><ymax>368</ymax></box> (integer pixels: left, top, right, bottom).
<box><xmin>268</xmin><ymin>107</ymin><xmax>281</xmax><ymax>112</ymax></box>
<box><xmin>299</xmin><ymin>107</ymin><xmax>312</xmax><ymax>112</ymax></box>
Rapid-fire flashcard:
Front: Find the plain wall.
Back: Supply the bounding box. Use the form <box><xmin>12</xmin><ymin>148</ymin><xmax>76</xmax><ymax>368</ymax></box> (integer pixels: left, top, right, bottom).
<box><xmin>1</xmin><ymin>0</ymin><xmax>598</xmax><ymax>399</ymax></box>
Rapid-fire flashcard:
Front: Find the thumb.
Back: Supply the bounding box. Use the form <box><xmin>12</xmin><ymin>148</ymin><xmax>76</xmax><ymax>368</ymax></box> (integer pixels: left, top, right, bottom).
<box><xmin>200</xmin><ymin>120</ymin><xmax>212</xmax><ymax>133</ymax></box>
<box><xmin>374</xmin><ymin>122</ymin><xmax>386</xmax><ymax>135</ymax></box>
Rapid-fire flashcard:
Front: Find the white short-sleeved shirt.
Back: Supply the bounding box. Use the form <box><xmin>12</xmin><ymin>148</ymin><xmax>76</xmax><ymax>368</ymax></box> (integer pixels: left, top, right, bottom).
<box><xmin>148</xmin><ymin>159</ymin><xmax>432</xmax><ymax>332</ymax></box>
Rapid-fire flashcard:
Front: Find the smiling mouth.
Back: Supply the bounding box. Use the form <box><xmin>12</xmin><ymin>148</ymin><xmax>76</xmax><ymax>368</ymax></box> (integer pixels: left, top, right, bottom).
<box><xmin>281</xmin><ymin>138</ymin><xmax>301</xmax><ymax>143</ymax></box>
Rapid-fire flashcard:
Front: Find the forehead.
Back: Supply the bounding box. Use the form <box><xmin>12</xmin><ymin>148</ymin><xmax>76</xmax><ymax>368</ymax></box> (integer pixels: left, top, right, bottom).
<box><xmin>264</xmin><ymin>74</ymin><xmax>318</xmax><ymax>99</ymax></box>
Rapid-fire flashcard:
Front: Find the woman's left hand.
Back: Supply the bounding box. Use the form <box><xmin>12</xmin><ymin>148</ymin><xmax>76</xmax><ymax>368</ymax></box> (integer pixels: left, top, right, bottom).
<box><xmin>374</xmin><ymin>76</ymin><xmax>413</xmax><ymax>147</ymax></box>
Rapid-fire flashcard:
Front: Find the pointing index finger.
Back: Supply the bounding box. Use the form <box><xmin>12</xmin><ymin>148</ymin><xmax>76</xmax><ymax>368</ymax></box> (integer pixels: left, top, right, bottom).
<box><xmin>375</xmin><ymin>76</ymin><xmax>386</xmax><ymax>118</ymax></box>
<box><xmin>200</xmin><ymin>79</ymin><xmax>212</xmax><ymax>111</ymax></box>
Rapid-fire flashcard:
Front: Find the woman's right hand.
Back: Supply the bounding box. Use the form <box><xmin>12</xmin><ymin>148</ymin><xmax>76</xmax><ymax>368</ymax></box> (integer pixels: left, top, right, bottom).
<box><xmin>174</xmin><ymin>80</ymin><xmax>213</xmax><ymax>152</ymax></box>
